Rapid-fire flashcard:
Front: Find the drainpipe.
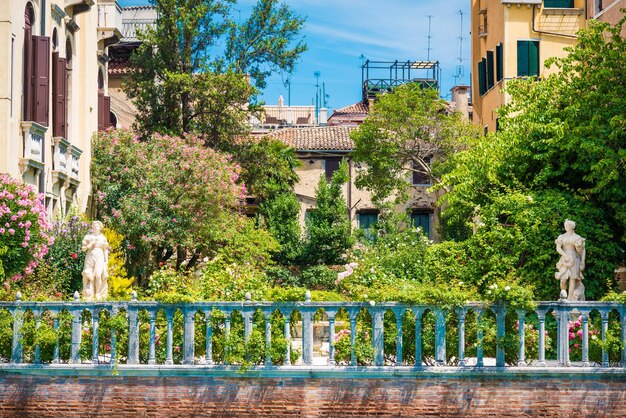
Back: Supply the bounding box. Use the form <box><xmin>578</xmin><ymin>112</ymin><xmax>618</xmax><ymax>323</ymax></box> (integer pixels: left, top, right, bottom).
<box><xmin>41</xmin><ymin>0</ymin><xmax>46</xmax><ymax>36</ymax></box>
<box><xmin>532</xmin><ymin>5</ymin><xmax>578</xmax><ymax>39</ymax></box>
<box><xmin>347</xmin><ymin>158</ymin><xmax>353</xmax><ymax>222</ymax></box>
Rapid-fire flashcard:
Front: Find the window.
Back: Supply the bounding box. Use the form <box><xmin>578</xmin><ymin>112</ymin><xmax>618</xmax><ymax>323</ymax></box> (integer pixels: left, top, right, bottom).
<box><xmin>486</xmin><ymin>50</ymin><xmax>495</xmax><ymax>90</ymax></box>
<box><xmin>412</xmin><ymin>157</ymin><xmax>431</xmax><ymax>185</ymax></box>
<box><xmin>517</xmin><ymin>40</ymin><xmax>539</xmax><ymax>77</ymax></box>
<box><xmin>477</xmin><ymin>60</ymin><xmax>486</xmax><ymax>96</ymax></box>
<box><xmin>324</xmin><ymin>158</ymin><xmax>341</xmax><ymax>182</ymax></box>
<box><xmin>496</xmin><ymin>43</ymin><xmax>503</xmax><ymax>82</ymax></box>
<box><xmin>97</xmin><ymin>69</ymin><xmax>111</xmax><ymax>131</ymax></box>
<box><xmin>411</xmin><ymin>212</ymin><xmax>432</xmax><ymax>239</ymax></box>
<box><xmin>544</xmin><ymin>0</ymin><xmax>574</xmax><ymax>7</ymax></box>
<box><xmin>358</xmin><ymin>212</ymin><xmax>378</xmax><ymax>241</ymax></box>
<box><xmin>52</xmin><ymin>52</ymin><xmax>67</xmax><ymax>138</ymax></box>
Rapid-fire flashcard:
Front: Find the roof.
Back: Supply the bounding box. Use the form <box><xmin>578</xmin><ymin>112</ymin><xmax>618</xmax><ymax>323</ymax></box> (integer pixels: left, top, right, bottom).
<box><xmin>331</xmin><ymin>102</ymin><xmax>369</xmax><ymax>116</ymax></box>
<box><xmin>263</xmin><ymin>126</ymin><xmax>356</xmax><ymax>151</ymax></box>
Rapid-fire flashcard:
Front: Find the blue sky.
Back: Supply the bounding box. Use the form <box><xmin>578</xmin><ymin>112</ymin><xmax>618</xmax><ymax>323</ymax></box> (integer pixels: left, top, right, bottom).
<box><xmin>117</xmin><ymin>0</ymin><xmax>471</xmax><ymax>111</ymax></box>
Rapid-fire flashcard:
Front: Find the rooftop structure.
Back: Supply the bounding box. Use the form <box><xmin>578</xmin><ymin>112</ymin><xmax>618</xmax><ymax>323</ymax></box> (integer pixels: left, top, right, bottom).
<box><xmin>361</xmin><ymin>60</ymin><xmax>440</xmax><ymax>102</ymax></box>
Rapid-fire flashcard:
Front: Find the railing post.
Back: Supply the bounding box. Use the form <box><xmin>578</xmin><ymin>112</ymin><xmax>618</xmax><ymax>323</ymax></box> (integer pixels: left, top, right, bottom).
<box><xmin>70</xmin><ymin>292</ymin><xmax>82</xmax><ymax>364</ymax></box>
<box><xmin>10</xmin><ymin>292</ymin><xmax>24</xmax><ymax>364</ymax></box>
<box><xmin>224</xmin><ymin>310</ymin><xmax>231</xmax><ymax>365</ymax></box>
<box><xmin>476</xmin><ymin>308</ymin><xmax>484</xmax><ymax>368</ymax></box>
<box><xmin>110</xmin><ymin>308</ymin><xmax>118</xmax><ymax>364</ymax></box>
<box><xmin>516</xmin><ymin>309</ymin><xmax>526</xmax><ymax>367</ymax></box>
<box><xmin>601</xmin><ymin>310</ymin><xmax>609</xmax><ymax>368</ymax></box>
<box><xmin>434</xmin><ymin>308</ymin><xmax>446</xmax><ymax>366</ymax></box>
<box><xmin>283</xmin><ymin>310</ymin><xmax>291</xmax><ymax>366</ymax></box>
<box><xmin>165</xmin><ymin>308</ymin><xmax>174</xmax><ymax>365</ymax></box>
<box><xmin>127</xmin><ymin>292</ymin><xmax>140</xmax><ymax>365</ymax></box>
<box><xmin>264</xmin><ymin>310</ymin><xmax>272</xmax><ymax>367</ymax></box>
<box><xmin>148</xmin><ymin>310</ymin><xmax>157</xmax><ymax>365</ymax></box>
<box><xmin>243</xmin><ymin>293</ymin><xmax>253</xmax><ymax>343</ymax></box>
<box><xmin>393</xmin><ymin>308</ymin><xmax>403</xmax><ymax>366</ymax></box>
<box><xmin>456</xmin><ymin>308</ymin><xmax>466</xmax><ymax>367</ymax></box>
<box><xmin>34</xmin><ymin>309</ymin><xmax>41</xmax><ymax>364</ymax></box>
<box><xmin>349</xmin><ymin>308</ymin><xmax>358</xmax><ymax>367</ymax></box>
<box><xmin>183</xmin><ymin>307</ymin><xmax>195</xmax><ymax>365</ymax></box>
<box><xmin>205</xmin><ymin>309</ymin><xmax>213</xmax><ymax>366</ymax></box>
<box><xmin>92</xmin><ymin>309</ymin><xmax>100</xmax><ymax>364</ymax></box>
<box><xmin>372</xmin><ymin>308</ymin><xmax>384</xmax><ymax>366</ymax></box>
<box><xmin>301</xmin><ymin>292</ymin><xmax>313</xmax><ymax>366</ymax></box>
<box><xmin>326</xmin><ymin>309</ymin><xmax>337</xmax><ymax>366</ymax></box>
<box><xmin>413</xmin><ymin>308</ymin><xmax>424</xmax><ymax>368</ymax></box>
<box><xmin>52</xmin><ymin>313</ymin><xmax>60</xmax><ymax>364</ymax></box>
<box><xmin>581</xmin><ymin>310</ymin><xmax>590</xmax><ymax>367</ymax></box>
<box><xmin>556</xmin><ymin>302</ymin><xmax>570</xmax><ymax>367</ymax></box>
<box><xmin>495</xmin><ymin>303</ymin><xmax>507</xmax><ymax>368</ymax></box>
<box><xmin>537</xmin><ymin>310</ymin><xmax>546</xmax><ymax>367</ymax></box>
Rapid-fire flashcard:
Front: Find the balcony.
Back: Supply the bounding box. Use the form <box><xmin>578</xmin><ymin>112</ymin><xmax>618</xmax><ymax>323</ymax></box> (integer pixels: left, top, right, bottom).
<box><xmin>51</xmin><ymin>137</ymin><xmax>70</xmax><ymax>185</ymax></box>
<box><xmin>19</xmin><ymin>121</ymin><xmax>46</xmax><ymax>175</ymax></box>
<box><xmin>65</xmin><ymin>0</ymin><xmax>95</xmax><ymax>16</ymax></box>
<box><xmin>97</xmin><ymin>0</ymin><xmax>124</xmax><ymax>48</ymax></box>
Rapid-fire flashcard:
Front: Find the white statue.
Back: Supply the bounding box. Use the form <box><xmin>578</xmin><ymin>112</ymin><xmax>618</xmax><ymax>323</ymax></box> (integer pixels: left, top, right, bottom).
<box><xmin>81</xmin><ymin>220</ymin><xmax>109</xmax><ymax>301</ymax></box>
<box><xmin>555</xmin><ymin>219</ymin><xmax>586</xmax><ymax>301</ymax></box>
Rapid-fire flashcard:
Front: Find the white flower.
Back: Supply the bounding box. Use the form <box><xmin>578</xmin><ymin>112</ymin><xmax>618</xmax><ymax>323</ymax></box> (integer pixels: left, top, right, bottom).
<box><xmin>592</xmin><ymin>335</ymin><xmax>597</xmax><ymax>340</ymax></box>
<box><xmin>363</xmin><ymin>294</ymin><xmax>368</xmax><ymax>299</ymax></box>
<box><xmin>487</xmin><ymin>290</ymin><xmax>492</xmax><ymax>295</ymax></box>
<box><xmin>504</xmin><ymin>286</ymin><xmax>511</xmax><ymax>291</ymax></box>
<box><xmin>458</xmin><ymin>281</ymin><xmax>464</xmax><ymax>286</ymax></box>
<box><xmin>369</xmin><ymin>300</ymin><xmax>376</xmax><ymax>306</ymax></box>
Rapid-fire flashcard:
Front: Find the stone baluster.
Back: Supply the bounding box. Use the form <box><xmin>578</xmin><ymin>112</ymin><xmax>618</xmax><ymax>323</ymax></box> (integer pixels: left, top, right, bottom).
<box><xmin>601</xmin><ymin>310</ymin><xmax>609</xmax><ymax>368</ymax></box>
<box><xmin>92</xmin><ymin>309</ymin><xmax>100</xmax><ymax>364</ymax></box>
<box><xmin>456</xmin><ymin>308</ymin><xmax>466</xmax><ymax>367</ymax></box>
<box><xmin>205</xmin><ymin>310</ymin><xmax>213</xmax><ymax>365</ymax></box>
<box><xmin>148</xmin><ymin>310</ymin><xmax>157</xmax><ymax>365</ymax></box>
<box><xmin>413</xmin><ymin>308</ymin><xmax>424</xmax><ymax>368</ymax></box>
<box><xmin>349</xmin><ymin>310</ymin><xmax>358</xmax><ymax>366</ymax></box>
<box><xmin>371</xmin><ymin>308</ymin><xmax>384</xmax><ymax>366</ymax></box>
<box><xmin>581</xmin><ymin>311</ymin><xmax>590</xmax><ymax>367</ymax></box>
<box><xmin>264</xmin><ymin>311</ymin><xmax>272</xmax><ymax>366</ymax></box>
<box><xmin>53</xmin><ymin>314</ymin><xmax>60</xmax><ymax>364</ymax></box>
<box><xmin>110</xmin><ymin>308</ymin><xmax>118</xmax><ymax>364</ymax></box>
<box><xmin>434</xmin><ymin>308</ymin><xmax>447</xmax><ymax>366</ymax></box>
<box><xmin>10</xmin><ymin>292</ymin><xmax>23</xmax><ymax>364</ymax></box>
<box><xmin>224</xmin><ymin>311</ymin><xmax>231</xmax><ymax>365</ymax></box>
<box><xmin>70</xmin><ymin>292</ymin><xmax>82</xmax><ymax>364</ymax></box>
<box><xmin>165</xmin><ymin>309</ymin><xmax>174</xmax><ymax>365</ymax></box>
<box><xmin>243</xmin><ymin>293</ymin><xmax>253</xmax><ymax>342</ymax></box>
<box><xmin>495</xmin><ymin>303</ymin><xmax>508</xmax><ymax>368</ymax></box>
<box><xmin>475</xmin><ymin>308</ymin><xmax>484</xmax><ymax>367</ymax></box>
<box><xmin>394</xmin><ymin>309</ymin><xmax>403</xmax><ymax>366</ymax></box>
<box><xmin>301</xmin><ymin>292</ymin><xmax>313</xmax><ymax>366</ymax></box>
<box><xmin>326</xmin><ymin>309</ymin><xmax>337</xmax><ymax>366</ymax></box>
<box><xmin>34</xmin><ymin>309</ymin><xmax>41</xmax><ymax>364</ymax></box>
<box><xmin>127</xmin><ymin>293</ymin><xmax>140</xmax><ymax>365</ymax></box>
<box><xmin>283</xmin><ymin>311</ymin><xmax>291</xmax><ymax>366</ymax></box>
<box><xmin>183</xmin><ymin>308</ymin><xmax>195</xmax><ymax>365</ymax></box>
<box><xmin>537</xmin><ymin>310</ymin><xmax>546</xmax><ymax>367</ymax></box>
<box><xmin>516</xmin><ymin>309</ymin><xmax>526</xmax><ymax>367</ymax></box>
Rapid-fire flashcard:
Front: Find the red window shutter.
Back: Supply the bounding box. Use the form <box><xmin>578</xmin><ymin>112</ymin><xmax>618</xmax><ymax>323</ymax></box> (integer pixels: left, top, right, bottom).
<box><xmin>32</xmin><ymin>36</ymin><xmax>50</xmax><ymax>126</ymax></box>
<box><xmin>52</xmin><ymin>53</ymin><xmax>67</xmax><ymax>137</ymax></box>
<box><xmin>98</xmin><ymin>91</ymin><xmax>104</xmax><ymax>131</ymax></box>
<box><xmin>23</xmin><ymin>28</ymin><xmax>33</xmax><ymax>121</ymax></box>
<box><xmin>104</xmin><ymin>96</ymin><xmax>111</xmax><ymax>128</ymax></box>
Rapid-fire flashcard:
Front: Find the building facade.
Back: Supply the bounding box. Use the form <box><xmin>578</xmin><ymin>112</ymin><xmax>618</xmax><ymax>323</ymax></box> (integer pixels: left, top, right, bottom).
<box><xmin>586</xmin><ymin>0</ymin><xmax>626</xmax><ymax>35</ymax></box>
<box><xmin>0</xmin><ymin>0</ymin><xmax>122</xmax><ymax>216</ymax></box>
<box><xmin>471</xmin><ymin>0</ymin><xmax>586</xmax><ymax>132</ymax></box>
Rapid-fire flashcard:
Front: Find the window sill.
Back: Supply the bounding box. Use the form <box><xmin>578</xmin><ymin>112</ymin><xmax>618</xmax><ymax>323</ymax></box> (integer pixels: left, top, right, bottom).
<box><xmin>542</xmin><ymin>7</ymin><xmax>583</xmax><ymax>16</ymax></box>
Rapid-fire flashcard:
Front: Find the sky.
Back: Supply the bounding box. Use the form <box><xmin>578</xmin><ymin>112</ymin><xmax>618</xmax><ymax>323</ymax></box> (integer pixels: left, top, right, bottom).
<box><xmin>117</xmin><ymin>0</ymin><xmax>471</xmax><ymax>112</ymax></box>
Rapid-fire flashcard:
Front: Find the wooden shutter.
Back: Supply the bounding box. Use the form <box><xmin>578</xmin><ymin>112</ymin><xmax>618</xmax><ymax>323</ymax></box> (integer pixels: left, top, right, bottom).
<box><xmin>23</xmin><ymin>28</ymin><xmax>33</xmax><ymax>121</ymax></box>
<box><xmin>496</xmin><ymin>44</ymin><xmax>503</xmax><ymax>82</ymax></box>
<box><xmin>98</xmin><ymin>92</ymin><xmax>111</xmax><ymax>131</ymax></box>
<box><xmin>487</xmin><ymin>50</ymin><xmax>495</xmax><ymax>90</ymax></box>
<box><xmin>517</xmin><ymin>41</ymin><xmax>529</xmax><ymax>77</ymax></box>
<box><xmin>529</xmin><ymin>41</ymin><xmax>539</xmax><ymax>77</ymax></box>
<box><xmin>544</xmin><ymin>0</ymin><xmax>574</xmax><ymax>7</ymax></box>
<box><xmin>325</xmin><ymin>158</ymin><xmax>340</xmax><ymax>182</ymax></box>
<box><xmin>32</xmin><ymin>36</ymin><xmax>50</xmax><ymax>126</ymax></box>
<box><xmin>52</xmin><ymin>52</ymin><xmax>67</xmax><ymax>138</ymax></box>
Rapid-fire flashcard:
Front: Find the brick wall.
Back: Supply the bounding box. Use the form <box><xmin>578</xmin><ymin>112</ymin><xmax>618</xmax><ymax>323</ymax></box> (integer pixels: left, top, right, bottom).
<box><xmin>1</xmin><ymin>373</ymin><xmax>625</xmax><ymax>417</ymax></box>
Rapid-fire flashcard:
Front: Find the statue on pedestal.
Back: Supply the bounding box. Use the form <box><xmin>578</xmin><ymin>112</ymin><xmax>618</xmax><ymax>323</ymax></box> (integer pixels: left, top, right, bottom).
<box><xmin>81</xmin><ymin>221</ymin><xmax>109</xmax><ymax>301</ymax></box>
<box><xmin>555</xmin><ymin>220</ymin><xmax>586</xmax><ymax>301</ymax></box>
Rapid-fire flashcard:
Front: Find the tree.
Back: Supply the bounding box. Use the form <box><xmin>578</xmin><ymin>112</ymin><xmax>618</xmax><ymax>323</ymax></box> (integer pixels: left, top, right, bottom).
<box><xmin>92</xmin><ymin>129</ymin><xmax>245</xmax><ymax>281</ymax></box>
<box><xmin>351</xmin><ymin>84</ymin><xmax>478</xmax><ymax>204</ymax></box>
<box><xmin>302</xmin><ymin>161</ymin><xmax>354</xmax><ymax>265</ymax></box>
<box><xmin>125</xmin><ymin>0</ymin><xmax>306</xmax><ymax>144</ymax></box>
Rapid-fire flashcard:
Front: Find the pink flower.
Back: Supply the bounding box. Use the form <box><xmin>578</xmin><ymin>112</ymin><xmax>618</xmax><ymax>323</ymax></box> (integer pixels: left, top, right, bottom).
<box><xmin>569</xmin><ymin>332</ymin><xmax>575</xmax><ymax>340</ymax></box>
<box><xmin>8</xmin><ymin>228</ymin><xmax>15</xmax><ymax>235</ymax></box>
<box><xmin>71</xmin><ymin>252</ymin><xmax>77</xmax><ymax>259</ymax></box>
<box><xmin>573</xmin><ymin>343</ymin><xmax>580</xmax><ymax>349</ymax></box>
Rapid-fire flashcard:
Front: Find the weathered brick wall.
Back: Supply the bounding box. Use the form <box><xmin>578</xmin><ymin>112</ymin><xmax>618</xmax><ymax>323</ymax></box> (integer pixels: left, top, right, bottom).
<box><xmin>1</xmin><ymin>373</ymin><xmax>625</xmax><ymax>417</ymax></box>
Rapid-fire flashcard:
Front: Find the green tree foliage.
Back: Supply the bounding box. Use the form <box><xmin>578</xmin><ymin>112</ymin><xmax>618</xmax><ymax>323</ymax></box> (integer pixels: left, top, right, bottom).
<box><xmin>351</xmin><ymin>84</ymin><xmax>479</xmax><ymax>204</ymax></box>
<box><xmin>302</xmin><ymin>161</ymin><xmax>353</xmax><ymax>264</ymax></box>
<box><xmin>125</xmin><ymin>0</ymin><xmax>306</xmax><ymax>143</ymax></box>
<box><xmin>437</xmin><ymin>18</ymin><xmax>626</xmax><ymax>300</ymax></box>
<box><xmin>92</xmin><ymin>129</ymin><xmax>245</xmax><ymax>282</ymax></box>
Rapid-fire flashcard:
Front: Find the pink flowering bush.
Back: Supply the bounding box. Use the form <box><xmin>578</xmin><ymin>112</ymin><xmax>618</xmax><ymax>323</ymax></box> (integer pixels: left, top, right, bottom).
<box><xmin>0</xmin><ymin>173</ymin><xmax>52</xmax><ymax>283</ymax></box>
<box><xmin>92</xmin><ymin>129</ymin><xmax>246</xmax><ymax>281</ymax></box>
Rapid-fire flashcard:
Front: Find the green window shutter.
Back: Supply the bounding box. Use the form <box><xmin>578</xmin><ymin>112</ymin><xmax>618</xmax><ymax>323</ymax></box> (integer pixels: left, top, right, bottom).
<box><xmin>517</xmin><ymin>41</ymin><xmax>529</xmax><ymax>76</ymax></box>
<box><xmin>496</xmin><ymin>43</ymin><xmax>503</xmax><ymax>81</ymax></box>
<box><xmin>358</xmin><ymin>213</ymin><xmax>378</xmax><ymax>241</ymax></box>
<box><xmin>411</xmin><ymin>213</ymin><xmax>431</xmax><ymax>238</ymax></box>
<box><xmin>529</xmin><ymin>41</ymin><xmax>539</xmax><ymax>76</ymax></box>
<box><xmin>487</xmin><ymin>50</ymin><xmax>495</xmax><ymax>90</ymax></box>
<box><xmin>478</xmin><ymin>59</ymin><xmax>487</xmax><ymax>95</ymax></box>
<box><xmin>544</xmin><ymin>0</ymin><xmax>574</xmax><ymax>8</ymax></box>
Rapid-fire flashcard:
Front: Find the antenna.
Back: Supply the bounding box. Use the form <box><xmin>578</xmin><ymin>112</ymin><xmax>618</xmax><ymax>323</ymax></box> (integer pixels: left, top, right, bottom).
<box><xmin>456</xmin><ymin>10</ymin><xmax>465</xmax><ymax>84</ymax></box>
<box><xmin>314</xmin><ymin>71</ymin><xmax>321</xmax><ymax>124</ymax></box>
<box><xmin>426</xmin><ymin>15</ymin><xmax>433</xmax><ymax>61</ymax></box>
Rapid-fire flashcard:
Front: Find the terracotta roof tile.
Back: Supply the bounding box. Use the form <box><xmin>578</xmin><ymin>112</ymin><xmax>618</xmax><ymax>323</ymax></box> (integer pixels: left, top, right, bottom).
<box><xmin>332</xmin><ymin>102</ymin><xmax>369</xmax><ymax>115</ymax></box>
<box><xmin>263</xmin><ymin>126</ymin><xmax>356</xmax><ymax>151</ymax></box>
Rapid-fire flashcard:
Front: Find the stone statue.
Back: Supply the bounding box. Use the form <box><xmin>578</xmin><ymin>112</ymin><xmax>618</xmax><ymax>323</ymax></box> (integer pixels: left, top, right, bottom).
<box><xmin>81</xmin><ymin>221</ymin><xmax>109</xmax><ymax>301</ymax></box>
<box><xmin>555</xmin><ymin>220</ymin><xmax>586</xmax><ymax>301</ymax></box>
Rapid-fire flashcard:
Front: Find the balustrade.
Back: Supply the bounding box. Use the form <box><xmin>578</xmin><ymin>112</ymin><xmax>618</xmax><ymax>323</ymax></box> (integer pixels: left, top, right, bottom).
<box><xmin>1</xmin><ymin>291</ymin><xmax>625</xmax><ymax>370</ymax></box>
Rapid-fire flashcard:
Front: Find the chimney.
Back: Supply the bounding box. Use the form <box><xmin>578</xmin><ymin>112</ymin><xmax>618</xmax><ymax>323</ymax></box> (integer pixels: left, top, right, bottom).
<box><xmin>451</xmin><ymin>85</ymin><xmax>470</xmax><ymax>119</ymax></box>
<box><xmin>319</xmin><ymin>108</ymin><xmax>328</xmax><ymax>126</ymax></box>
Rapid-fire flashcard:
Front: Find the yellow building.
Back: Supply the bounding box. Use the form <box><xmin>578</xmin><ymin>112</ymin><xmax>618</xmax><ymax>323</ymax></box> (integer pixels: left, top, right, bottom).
<box><xmin>471</xmin><ymin>0</ymin><xmax>586</xmax><ymax>132</ymax></box>
<box><xmin>0</xmin><ymin>0</ymin><xmax>122</xmax><ymax>216</ymax></box>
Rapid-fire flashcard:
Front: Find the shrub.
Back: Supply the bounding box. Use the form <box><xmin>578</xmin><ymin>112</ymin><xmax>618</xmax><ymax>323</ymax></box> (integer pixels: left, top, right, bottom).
<box><xmin>299</xmin><ymin>265</ymin><xmax>337</xmax><ymax>290</ymax></box>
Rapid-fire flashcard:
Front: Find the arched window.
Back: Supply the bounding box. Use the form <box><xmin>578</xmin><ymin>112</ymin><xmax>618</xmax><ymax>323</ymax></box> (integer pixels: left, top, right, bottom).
<box><xmin>65</xmin><ymin>38</ymin><xmax>73</xmax><ymax>140</ymax></box>
<box><xmin>22</xmin><ymin>3</ymin><xmax>34</xmax><ymax>120</ymax></box>
<box><xmin>52</xmin><ymin>28</ymin><xmax>67</xmax><ymax>138</ymax></box>
<box><xmin>23</xmin><ymin>2</ymin><xmax>50</xmax><ymax>126</ymax></box>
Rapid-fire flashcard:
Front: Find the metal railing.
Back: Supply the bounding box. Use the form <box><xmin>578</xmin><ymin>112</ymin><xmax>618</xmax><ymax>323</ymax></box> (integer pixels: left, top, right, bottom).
<box><xmin>1</xmin><ymin>292</ymin><xmax>624</xmax><ymax>369</ymax></box>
